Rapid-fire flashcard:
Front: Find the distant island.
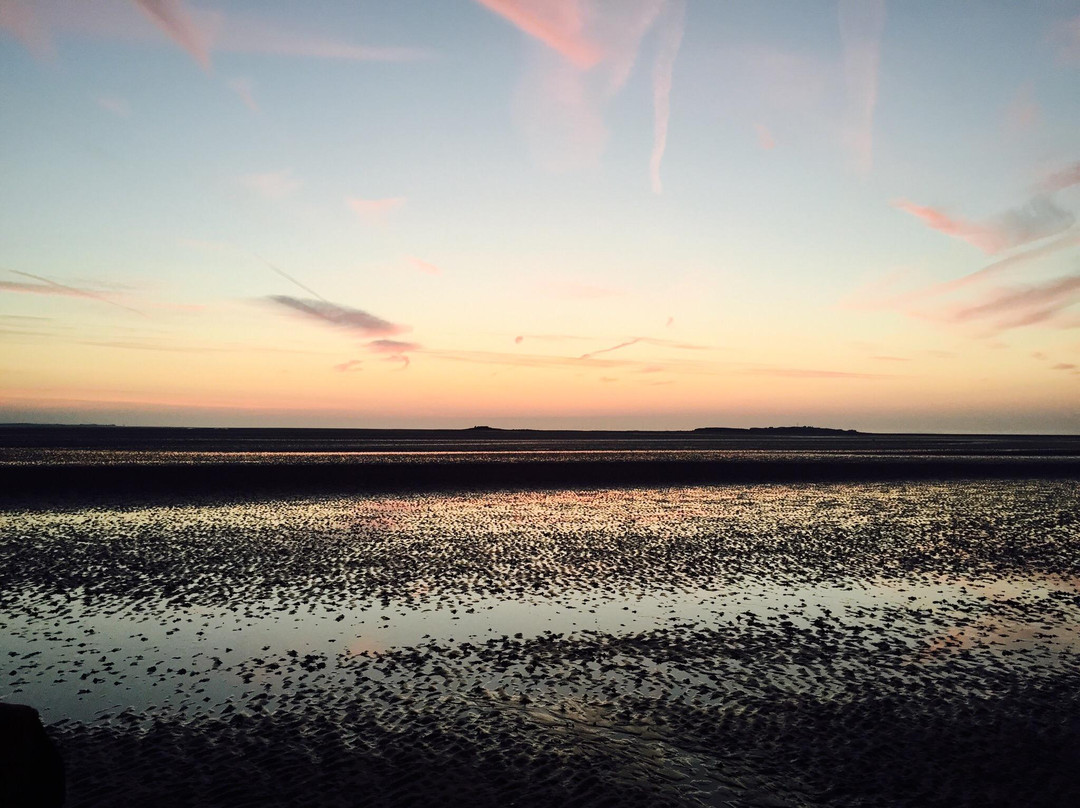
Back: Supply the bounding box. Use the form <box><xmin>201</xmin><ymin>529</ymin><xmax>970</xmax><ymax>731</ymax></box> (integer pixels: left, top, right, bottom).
<box><xmin>694</xmin><ymin>426</ymin><xmax>859</xmax><ymax>436</ymax></box>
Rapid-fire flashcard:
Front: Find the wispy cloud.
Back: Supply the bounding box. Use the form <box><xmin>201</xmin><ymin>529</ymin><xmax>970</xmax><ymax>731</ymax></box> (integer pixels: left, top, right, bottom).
<box><xmin>919</xmin><ymin>231</ymin><xmax>1080</xmax><ymax>297</ymax></box>
<box><xmin>228</xmin><ymin>77</ymin><xmax>259</xmax><ymax>112</ymax></box>
<box><xmin>214</xmin><ymin>13</ymin><xmax>431</xmax><ymax>62</ymax></box>
<box><xmin>1004</xmin><ymin>84</ymin><xmax>1040</xmax><ymax>136</ymax></box>
<box><xmin>366</xmin><ymin>338</ymin><xmax>421</xmax><ymax>370</ymax></box>
<box><xmin>754</xmin><ymin>123</ymin><xmax>776</xmax><ymax>150</ymax></box>
<box><xmin>743</xmin><ymin>367</ymin><xmax>889</xmax><ymax>379</ymax></box>
<box><xmin>1041</xmin><ymin>161</ymin><xmax>1080</xmax><ymax>193</ymax></box>
<box><xmin>333</xmin><ymin>359</ymin><xmax>362</xmax><ymax>373</ymax></box>
<box><xmin>1051</xmin><ymin>14</ymin><xmax>1080</xmax><ymax>63</ymax></box>
<box><xmin>0</xmin><ymin>0</ymin><xmax>54</xmax><ymax>59</ymax></box>
<box><xmin>96</xmin><ymin>95</ymin><xmax>131</xmax><ymax>117</ymax></box>
<box><xmin>942</xmin><ymin>274</ymin><xmax>1080</xmax><ymax>332</ymax></box>
<box><xmin>241</xmin><ymin>170</ymin><xmax>301</xmax><ymax>201</ymax></box>
<box><xmin>132</xmin><ymin>0</ymin><xmax>211</xmax><ymax>69</ymax></box>
<box><xmin>539</xmin><ymin>280</ymin><xmax>624</xmax><ymax>299</ymax></box>
<box><xmin>578</xmin><ymin>335</ymin><xmax>709</xmax><ymax>359</ymax></box>
<box><xmin>838</xmin><ymin>0</ymin><xmax>886</xmax><ymax>174</ymax></box>
<box><xmin>494</xmin><ymin>0</ymin><xmax>684</xmax><ymax>184</ymax></box>
<box><xmin>347</xmin><ymin>196</ymin><xmax>406</xmax><ymax>224</ymax></box>
<box><xmin>894</xmin><ymin>196</ymin><xmax>1075</xmax><ymax>254</ymax></box>
<box><xmin>406</xmin><ymin>256</ymin><xmax>440</xmax><ymax>276</ymax></box>
<box><xmin>579</xmin><ymin>338</ymin><xmax>641</xmax><ymax>360</ymax></box>
<box><xmin>843</xmin><ymin>231</ymin><xmax>1080</xmax><ymax>321</ymax></box>
<box><xmin>267</xmin><ymin>296</ymin><xmax>410</xmax><ymax>338</ymax></box>
<box><xmin>471</xmin><ymin>0</ymin><xmax>602</xmax><ymax>68</ymax></box>
<box><xmin>2</xmin><ymin>270</ymin><xmax>144</xmax><ymax>315</ymax></box>
<box><xmin>650</xmin><ymin>0</ymin><xmax>685</xmax><ymax>194</ymax></box>
<box><xmin>2</xmin><ymin>1</ymin><xmax>433</xmax><ymax>66</ymax></box>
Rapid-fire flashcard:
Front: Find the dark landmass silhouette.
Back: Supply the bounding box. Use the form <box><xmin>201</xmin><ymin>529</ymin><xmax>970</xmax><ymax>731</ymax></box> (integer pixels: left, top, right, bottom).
<box><xmin>694</xmin><ymin>426</ymin><xmax>859</xmax><ymax>436</ymax></box>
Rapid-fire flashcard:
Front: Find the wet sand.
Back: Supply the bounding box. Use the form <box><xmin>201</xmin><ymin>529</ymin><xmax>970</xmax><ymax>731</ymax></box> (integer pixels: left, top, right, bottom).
<box><xmin>2</xmin><ymin>430</ymin><xmax>1079</xmax><ymax>806</ymax></box>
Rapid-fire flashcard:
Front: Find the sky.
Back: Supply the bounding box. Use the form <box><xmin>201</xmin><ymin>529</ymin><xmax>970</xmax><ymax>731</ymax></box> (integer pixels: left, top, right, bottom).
<box><xmin>1</xmin><ymin>0</ymin><xmax>1078</xmax><ymax>433</ymax></box>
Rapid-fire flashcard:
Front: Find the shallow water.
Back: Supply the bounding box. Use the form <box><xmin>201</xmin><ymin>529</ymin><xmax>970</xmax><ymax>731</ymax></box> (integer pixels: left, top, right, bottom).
<box><xmin>3</xmin><ymin>480</ymin><xmax>1080</xmax><ymax>807</ymax></box>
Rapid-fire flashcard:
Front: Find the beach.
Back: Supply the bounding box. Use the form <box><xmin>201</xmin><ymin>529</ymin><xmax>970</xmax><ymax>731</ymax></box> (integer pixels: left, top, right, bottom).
<box><xmin>3</xmin><ymin>429</ymin><xmax>1080</xmax><ymax>807</ymax></box>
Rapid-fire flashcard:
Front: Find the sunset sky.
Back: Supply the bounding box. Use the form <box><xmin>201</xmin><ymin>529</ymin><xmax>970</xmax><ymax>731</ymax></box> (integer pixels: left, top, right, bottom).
<box><xmin>1</xmin><ymin>0</ymin><xmax>1078</xmax><ymax>432</ymax></box>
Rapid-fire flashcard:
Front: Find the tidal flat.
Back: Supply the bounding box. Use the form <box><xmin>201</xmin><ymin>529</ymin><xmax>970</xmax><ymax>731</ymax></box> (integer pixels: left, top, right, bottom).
<box><xmin>2</xmin><ymin>435</ymin><xmax>1080</xmax><ymax>807</ymax></box>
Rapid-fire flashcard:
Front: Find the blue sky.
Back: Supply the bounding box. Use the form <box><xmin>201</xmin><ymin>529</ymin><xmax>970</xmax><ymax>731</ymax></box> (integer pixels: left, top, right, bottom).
<box><xmin>1</xmin><ymin>1</ymin><xmax>1078</xmax><ymax>431</ymax></box>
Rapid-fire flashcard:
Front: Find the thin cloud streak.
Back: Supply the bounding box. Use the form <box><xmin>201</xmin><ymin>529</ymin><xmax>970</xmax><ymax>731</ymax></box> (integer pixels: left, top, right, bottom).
<box><xmin>3</xmin><ymin>270</ymin><xmax>144</xmax><ymax>315</ymax></box>
<box><xmin>1041</xmin><ymin>161</ymin><xmax>1080</xmax><ymax>193</ymax></box>
<box><xmin>3</xmin><ymin>1</ymin><xmax>433</xmax><ymax>65</ymax></box>
<box><xmin>228</xmin><ymin>77</ymin><xmax>259</xmax><ymax>112</ymax></box>
<box><xmin>743</xmin><ymin>367</ymin><xmax>889</xmax><ymax>379</ymax></box>
<box><xmin>132</xmin><ymin>0</ymin><xmax>211</xmax><ymax>69</ymax></box>
<box><xmin>838</xmin><ymin>0</ymin><xmax>886</xmax><ymax>174</ymax></box>
<box><xmin>844</xmin><ymin>231</ymin><xmax>1080</xmax><ymax>315</ymax></box>
<box><xmin>259</xmin><ymin>257</ymin><xmax>329</xmax><ymax>303</ymax></box>
<box><xmin>894</xmin><ymin>196</ymin><xmax>1075</xmax><ymax>255</ymax></box>
<box><xmin>267</xmin><ymin>296</ymin><xmax>409</xmax><ymax>338</ymax></box>
<box><xmin>944</xmin><ymin>274</ymin><xmax>1080</xmax><ymax>331</ymax></box>
<box><xmin>578</xmin><ymin>335</ymin><xmax>711</xmax><ymax>359</ymax></box>
<box><xmin>923</xmin><ymin>231</ymin><xmax>1080</xmax><ymax>297</ymax></box>
<box><xmin>579</xmin><ymin>338</ymin><xmax>640</xmax><ymax>360</ymax></box>
<box><xmin>650</xmin><ymin>0</ymin><xmax>685</xmax><ymax>194</ymax></box>
<box><xmin>406</xmin><ymin>256</ymin><xmax>441</xmax><ymax>276</ymax></box>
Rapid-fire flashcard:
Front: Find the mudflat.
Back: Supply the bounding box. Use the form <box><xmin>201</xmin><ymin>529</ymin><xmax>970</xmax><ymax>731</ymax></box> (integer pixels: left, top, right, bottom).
<box><xmin>2</xmin><ymin>429</ymin><xmax>1079</xmax><ymax>806</ymax></box>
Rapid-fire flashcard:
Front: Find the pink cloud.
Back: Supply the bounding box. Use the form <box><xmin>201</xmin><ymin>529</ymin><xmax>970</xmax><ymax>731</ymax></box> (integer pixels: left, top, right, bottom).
<box><xmin>366</xmin><ymin>338</ymin><xmax>421</xmax><ymax>370</ymax></box>
<box><xmin>1051</xmin><ymin>14</ymin><xmax>1080</xmax><ymax>63</ymax></box>
<box><xmin>650</xmin><ymin>0</ymin><xmax>685</xmax><ymax>194</ymax></box>
<box><xmin>838</xmin><ymin>0</ymin><xmax>886</xmax><ymax>175</ymax></box>
<box><xmin>845</xmin><ymin>233</ymin><xmax>1080</xmax><ymax>335</ymax></box>
<box><xmin>0</xmin><ymin>0</ymin><xmax>54</xmax><ymax>58</ymax></box>
<box><xmin>894</xmin><ymin>196</ymin><xmax>1074</xmax><ymax>254</ymax></box>
<box><xmin>132</xmin><ymin>0</ymin><xmax>211</xmax><ymax>69</ymax></box>
<box><xmin>471</xmin><ymin>0</ymin><xmax>602</xmax><ymax>68</ymax></box>
<box><xmin>1041</xmin><ymin>162</ymin><xmax>1080</xmax><ymax>193</ymax></box>
<box><xmin>754</xmin><ymin>123</ymin><xmax>776</xmax><ymax>150</ymax></box>
<box><xmin>228</xmin><ymin>77</ymin><xmax>259</xmax><ymax>113</ymax></box>
<box><xmin>96</xmin><ymin>96</ymin><xmax>131</xmax><ymax>117</ymax></box>
<box><xmin>333</xmin><ymin>359</ymin><xmax>363</xmax><ymax>373</ymax></box>
<box><xmin>1004</xmin><ymin>84</ymin><xmax>1040</xmax><ymax>136</ymax></box>
<box><xmin>406</xmin><ymin>256</ymin><xmax>440</xmax><ymax>276</ymax></box>
<box><xmin>347</xmin><ymin>196</ymin><xmax>406</xmax><ymax>224</ymax></box>
<box><xmin>241</xmin><ymin>170</ymin><xmax>301</xmax><ymax>201</ymax></box>
<box><xmin>368</xmin><ymin>339</ymin><xmax>421</xmax><ymax>354</ymax></box>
